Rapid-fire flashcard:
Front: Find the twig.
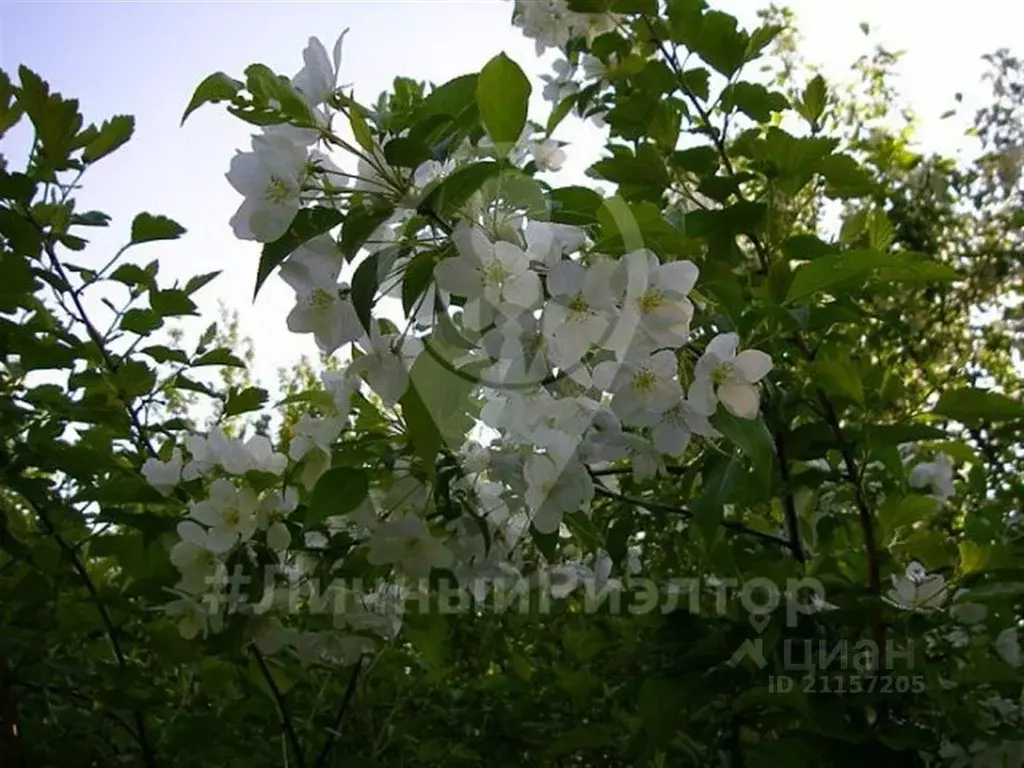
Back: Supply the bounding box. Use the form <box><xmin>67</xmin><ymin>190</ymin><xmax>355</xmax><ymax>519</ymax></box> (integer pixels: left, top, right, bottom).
<box><xmin>314</xmin><ymin>657</ymin><xmax>364</xmax><ymax>768</ymax></box>
<box><xmin>772</xmin><ymin>428</ymin><xmax>806</xmax><ymax>563</ymax></box>
<box><xmin>593</xmin><ymin>485</ymin><xmax>794</xmax><ymax>550</ymax></box>
<box><xmin>249</xmin><ymin>644</ymin><xmax>306</xmax><ymax>768</ymax></box>
<box><xmin>642</xmin><ymin>15</ymin><xmax>772</xmax><ymax>274</ymax></box>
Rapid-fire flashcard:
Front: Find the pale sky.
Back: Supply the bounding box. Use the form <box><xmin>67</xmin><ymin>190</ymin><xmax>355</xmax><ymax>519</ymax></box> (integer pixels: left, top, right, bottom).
<box><xmin>2</xmin><ymin>0</ymin><xmax>1021</xmax><ymax>389</ymax></box>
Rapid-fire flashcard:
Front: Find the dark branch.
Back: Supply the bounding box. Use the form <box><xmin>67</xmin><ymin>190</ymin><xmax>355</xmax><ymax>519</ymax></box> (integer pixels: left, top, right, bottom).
<box><xmin>249</xmin><ymin>644</ymin><xmax>306</xmax><ymax>768</ymax></box>
<box><xmin>593</xmin><ymin>485</ymin><xmax>794</xmax><ymax>550</ymax></box>
<box><xmin>314</xmin><ymin>657</ymin><xmax>364</xmax><ymax>768</ymax></box>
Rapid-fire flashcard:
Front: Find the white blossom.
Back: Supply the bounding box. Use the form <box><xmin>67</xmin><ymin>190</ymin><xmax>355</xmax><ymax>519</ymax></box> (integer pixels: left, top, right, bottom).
<box><xmin>650</xmin><ymin>397</ymin><xmax>720</xmax><ymax>457</ymax></box>
<box><xmin>542</xmin><ymin>258</ymin><xmax>619</xmax><ymax>370</ymax></box>
<box><xmin>884</xmin><ymin>561</ymin><xmax>947</xmax><ymax>612</ymax></box>
<box><xmin>279</xmin><ymin>235</ymin><xmax>363</xmax><ymax>354</ymax></box>
<box><xmin>142</xmin><ymin>449</ymin><xmax>183</xmax><ymax>495</ymax></box>
<box><xmin>689</xmin><ymin>332</ymin><xmax>773</xmax><ymax>420</ymax></box>
<box><xmin>607</xmin><ymin>249</ymin><xmax>699</xmax><ymax>357</ymax></box>
<box><xmin>524</xmin><ymin>219</ymin><xmax>588</xmax><ymax>269</ymax></box>
<box><xmin>909</xmin><ymin>453</ymin><xmax>956</xmax><ymax>502</ymax></box>
<box><xmin>187</xmin><ymin>479</ymin><xmax>260</xmax><ymax>553</ymax></box>
<box><xmin>434</xmin><ymin>225</ymin><xmax>541</xmax><ymax>329</ymax></box>
<box><xmin>170</xmin><ymin>522</ymin><xmax>223</xmax><ymax>591</ymax></box>
<box><xmin>366</xmin><ymin>516</ymin><xmax>453</xmax><ymax>577</ymax></box>
<box><xmin>593</xmin><ymin>349</ymin><xmax>682</xmax><ymax>426</ymax></box>
<box><xmin>291</xmin><ymin>30</ymin><xmax>346</xmax><ymax>107</ymax></box>
<box><xmin>227</xmin><ymin>132</ymin><xmax>307</xmax><ymax>242</ymax></box>
<box><xmin>523</xmin><ymin>452</ymin><xmax>593</xmax><ymax>534</ymax></box>
<box><xmin>528</xmin><ymin>138</ymin><xmax>566</xmax><ymax>171</ymax></box>
<box><xmin>348</xmin><ymin>321</ymin><xmax>421</xmax><ymax>406</ymax></box>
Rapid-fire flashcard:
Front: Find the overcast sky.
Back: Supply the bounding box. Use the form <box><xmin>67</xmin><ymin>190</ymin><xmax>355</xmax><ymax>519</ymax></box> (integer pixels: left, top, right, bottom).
<box><xmin>2</xmin><ymin>0</ymin><xmax>1021</xmax><ymax>388</ymax></box>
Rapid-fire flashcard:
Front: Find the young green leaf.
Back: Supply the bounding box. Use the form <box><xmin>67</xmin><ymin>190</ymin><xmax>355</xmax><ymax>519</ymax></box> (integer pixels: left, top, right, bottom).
<box><xmin>130</xmin><ymin>213</ymin><xmax>186</xmax><ymax>244</ymax></box>
<box><xmin>82</xmin><ymin>115</ymin><xmax>135</xmax><ymax>163</ymax></box>
<box><xmin>182</xmin><ymin>72</ymin><xmax>244</xmax><ymax>125</ymax></box>
<box><xmin>476</xmin><ymin>53</ymin><xmax>531</xmax><ymax>148</ymax></box>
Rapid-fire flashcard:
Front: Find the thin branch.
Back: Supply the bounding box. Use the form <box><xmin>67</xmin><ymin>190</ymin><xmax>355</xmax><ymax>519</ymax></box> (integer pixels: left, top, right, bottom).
<box><xmin>30</xmin><ymin>221</ymin><xmax>158</xmax><ymax>460</ymax></box>
<box><xmin>772</xmin><ymin>428</ymin><xmax>806</xmax><ymax>563</ymax></box>
<box><xmin>249</xmin><ymin>644</ymin><xmax>306</xmax><ymax>768</ymax></box>
<box><xmin>642</xmin><ymin>15</ymin><xmax>772</xmax><ymax>273</ymax></box>
<box><xmin>9</xmin><ymin>481</ymin><xmax>158</xmax><ymax>767</ymax></box>
<box><xmin>314</xmin><ymin>657</ymin><xmax>364</xmax><ymax>768</ymax></box>
<box><xmin>593</xmin><ymin>485</ymin><xmax>794</xmax><ymax>550</ymax></box>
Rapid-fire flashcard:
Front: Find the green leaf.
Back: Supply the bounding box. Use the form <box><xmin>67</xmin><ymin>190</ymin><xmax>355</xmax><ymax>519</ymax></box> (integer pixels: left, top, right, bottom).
<box><xmin>783</xmin><ymin>234</ymin><xmax>837</xmax><ymax>261</ymax></box>
<box><xmin>141</xmin><ymin>345</ymin><xmax>189</xmax><ymax>364</ymax></box>
<box><xmin>150</xmin><ymin>289</ymin><xmax>197</xmax><ymax>317</ymax></box>
<box><xmin>799</xmin><ymin>75</ymin><xmax>827</xmax><ymax>125</ymax></box>
<box><xmin>671</xmin><ymin>146</ymin><xmax>719</xmax><ymax>175</ymax></box>
<box><xmin>184</xmin><ymin>270</ymin><xmax>221</xmax><ymax>295</ymax></box>
<box><xmin>341</xmin><ymin>201</ymin><xmax>395</xmax><ymax>260</ymax></box>
<box><xmin>817</xmin><ymin>153</ymin><xmax>874</xmax><ymax>198</ymax></box>
<box><xmin>224</xmin><ymin>386</ymin><xmax>268</xmax><ymax>417</ymax></box>
<box><xmin>193</xmin><ymin>348</ymin><xmax>246</xmax><ymax>368</ymax></box>
<box><xmin>417</xmin><ymin>162</ymin><xmax>502</xmax><ymax>218</ymax></box>
<box><xmin>549</xmin><ymin>186</ymin><xmax>604</xmax><ymax>225</ymax></box>
<box><xmin>120</xmin><ymin>308</ymin><xmax>162</xmax><ymax>335</ymax></box>
<box><xmin>307</xmin><ymin>467</ymin><xmax>370</xmax><ymax>526</ymax></box>
<box><xmin>689</xmin><ymin>11</ymin><xmax>749</xmax><ymax>77</ymax></box>
<box><xmin>401</xmin><ymin>250</ymin><xmax>439</xmax><ymax>316</ymax></box>
<box><xmin>130</xmin><ymin>213</ymin><xmax>186</xmax><ymax>244</ymax></box>
<box><xmin>746</xmin><ymin>24</ymin><xmax>784</xmax><ymax>60</ymax></box>
<box><xmin>786</xmin><ymin>249</ymin><xmax>953</xmax><ymax>303</ymax></box>
<box><xmin>933</xmin><ymin>389</ymin><xmax>1024</xmax><ymax>427</ymax></box>
<box><xmin>711</xmin><ymin>411</ymin><xmax>775</xmax><ymax>488</ymax></box>
<box><xmin>82</xmin><ymin>115</ymin><xmax>134</xmax><ymax>163</ymax></box>
<box><xmin>639</xmin><ymin>677</ymin><xmax>682</xmax><ymax>747</ymax></box>
<box><xmin>692</xmin><ymin>455</ymin><xmax>743</xmax><ymax>545</ymax></box>
<box><xmin>350</xmin><ymin>252</ymin><xmax>381</xmax><ymax>334</ymax></box>
<box><xmin>476</xmin><ymin>53</ymin><xmax>531</xmax><ymax>148</ymax></box>
<box><xmin>347</xmin><ymin>104</ymin><xmax>376</xmax><ymax>152</ymax></box>
<box><xmin>722</xmin><ymin>82</ymin><xmax>789</xmax><ymax>122</ymax></box>
<box><xmin>0</xmin><ymin>171</ymin><xmax>36</xmax><ymax>203</ymax></box>
<box><xmin>109</xmin><ymin>263</ymin><xmax>155</xmax><ymax>289</ymax></box>
<box><xmin>546</xmin><ymin>92</ymin><xmax>578</xmax><ymax>135</ymax></box>
<box><xmin>814</xmin><ymin>354</ymin><xmax>864</xmax><ymax>404</ymax></box>
<box><xmin>400</xmin><ymin>347</ymin><xmax>477</xmax><ymax>474</ymax></box>
<box><xmin>182</xmin><ymin>72</ymin><xmax>243</xmax><ymax>125</ymax></box>
<box><xmin>866</xmin><ymin>209</ymin><xmax>896</xmax><ymax>251</ymax></box>
<box><xmin>254</xmin><ymin>206</ymin><xmax>343</xmax><ymax>298</ymax></box>
<box><xmin>400</xmin><ymin>377</ymin><xmax>443</xmax><ymax>475</ymax></box>
<box><xmin>113</xmin><ymin>360</ymin><xmax>155</xmax><ymax>399</ymax></box>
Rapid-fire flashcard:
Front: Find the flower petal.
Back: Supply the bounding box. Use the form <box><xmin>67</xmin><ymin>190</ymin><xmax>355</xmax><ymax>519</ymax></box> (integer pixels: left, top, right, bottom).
<box><xmin>734</xmin><ymin>349</ymin><xmax>773</xmax><ymax>383</ymax></box>
<box><xmin>718</xmin><ymin>380</ymin><xmax>760</xmax><ymax>419</ymax></box>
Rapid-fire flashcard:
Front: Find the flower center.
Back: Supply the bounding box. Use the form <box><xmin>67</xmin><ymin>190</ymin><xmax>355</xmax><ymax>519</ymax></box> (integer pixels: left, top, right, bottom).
<box><xmin>711</xmin><ymin>363</ymin><xmax>734</xmax><ymax>386</ymax></box>
<box><xmin>633</xmin><ymin>369</ymin><xmax>657</xmax><ymax>392</ymax></box>
<box><xmin>639</xmin><ymin>289</ymin><xmax>664</xmax><ymax>313</ymax></box>
<box><xmin>403</xmin><ymin>536</ymin><xmax>423</xmax><ymax>558</ymax></box>
<box><xmin>308</xmin><ymin>287</ymin><xmax>336</xmax><ymax>309</ymax></box>
<box><xmin>265</xmin><ymin>176</ymin><xmax>294</xmax><ymax>203</ymax></box>
<box><xmin>483</xmin><ymin>261</ymin><xmax>510</xmax><ymax>286</ymax></box>
<box><xmin>568</xmin><ymin>295</ymin><xmax>589</xmax><ymax>316</ymax></box>
<box><xmin>223</xmin><ymin>506</ymin><xmax>241</xmax><ymax>527</ymax></box>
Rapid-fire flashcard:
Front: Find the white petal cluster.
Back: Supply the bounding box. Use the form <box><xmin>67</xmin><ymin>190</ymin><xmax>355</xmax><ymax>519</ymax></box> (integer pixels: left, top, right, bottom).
<box><xmin>885</xmin><ymin>561</ymin><xmax>947</xmax><ymax>612</ymax></box>
<box><xmin>909</xmin><ymin>453</ymin><xmax>956</xmax><ymax>503</ymax></box>
<box><xmin>510</xmin><ymin>0</ymin><xmax>619</xmax><ymax>56</ymax></box>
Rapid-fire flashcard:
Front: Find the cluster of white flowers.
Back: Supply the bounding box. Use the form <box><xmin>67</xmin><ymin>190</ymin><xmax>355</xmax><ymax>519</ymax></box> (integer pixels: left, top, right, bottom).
<box><xmin>151</xmin><ymin>29</ymin><xmax>785</xmax><ymax>650</ymax></box>
<box><xmin>885</xmin><ymin>561</ymin><xmax>947</xmax><ymax>612</ymax></box>
<box><xmin>508</xmin><ymin>0</ymin><xmax>619</xmax><ymax>56</ymax></box>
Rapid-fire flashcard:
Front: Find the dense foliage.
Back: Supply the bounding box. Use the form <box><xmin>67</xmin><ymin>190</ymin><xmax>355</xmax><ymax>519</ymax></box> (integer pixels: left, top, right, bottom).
<box><xmin>1</xmin><ymin>1</ymin><xmax>1022</xmax><ymax>766</ymax></box>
